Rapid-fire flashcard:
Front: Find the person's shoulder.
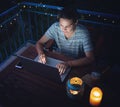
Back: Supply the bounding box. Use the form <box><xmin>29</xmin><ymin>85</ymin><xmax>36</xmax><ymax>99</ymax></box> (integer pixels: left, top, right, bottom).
<box><xmin>47</xmin><ymin>22</ymin><xmax>59</xmax><ymax>31</ymax></box>
<box><xmin>51</xmin><ymin>22</ymin><xmax>59</xmax><ymax>27</ymax></box>
<box><xmin>77</xmin><ymin>24</ymin><xmax>89</xmax><ymax>34</ymax></box>
<box><xmin>77</xmin><ymin>24</ymin><xmax>88</xmax><ymax>31</ymax></box>
<box><xmin>75</xmin><ymin>24</ymin><xmax>90</xmax><ymax>39</ymax></box>
<box><xmin>48</xmin><ymin>22</ymin><xmax>59</xmax><ymax>31</ymax></box>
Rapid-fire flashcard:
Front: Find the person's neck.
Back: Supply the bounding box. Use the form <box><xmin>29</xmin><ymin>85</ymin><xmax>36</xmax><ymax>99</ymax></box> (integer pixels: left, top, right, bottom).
<box><xmin>65</xmin><ymin>27</ymin><xmax>76</xmax><ymax>39</ymax></box>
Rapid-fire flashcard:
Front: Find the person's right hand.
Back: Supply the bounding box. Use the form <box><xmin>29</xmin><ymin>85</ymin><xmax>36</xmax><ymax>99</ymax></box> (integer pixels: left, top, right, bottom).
<box><xmin>56</xmin><ymin>62</ymin><xmax>69</xmax><ymax>75</ymax></box>
<box><xmin>38</xmin><ymin>54</ymin><xmax>46</xmax><ymax>64</ymax></box>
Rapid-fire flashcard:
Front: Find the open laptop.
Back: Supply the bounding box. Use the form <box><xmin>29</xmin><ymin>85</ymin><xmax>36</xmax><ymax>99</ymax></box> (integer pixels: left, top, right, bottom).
<box><xmin>15</xmin><ymin>55</ymin><xmax>71</xmax><ymax>83</ymax></box>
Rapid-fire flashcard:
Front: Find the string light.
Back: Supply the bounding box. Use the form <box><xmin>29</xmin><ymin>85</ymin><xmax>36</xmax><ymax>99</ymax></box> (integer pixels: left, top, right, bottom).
<box><xmin>16</xmin><ymin>13</ymin><xmax>19</xmax><ymax>16</ymax></box>
<box><xmin>23</xmin><ymin>5</ymin><xmax>26</xmax><ymax>8</ymax></box>
<box><xmin>57</xmin><ymin>7</ymin><xmax>62</xmax><ymax>10</ymax></box>
<box><xmin>20</xmin><ymin>9</ymin><xmax>22</xmax><ymax>12</ymax></box>
<box><xmin>20</xmin><ymin>4</ymin><xmax>118</xmax><ymax>25</ymax></box>
<box><xmin>13</xmin><ymin>18</ymin><xmax>16</xmax><ymax>21</ymax></box>
<box><xmin>17</xmin><ymin>3</ymin><xmax>20</xmax><ymax>5</ymax></box>
<box><xmin>10</xmin><ymin>22</ymin><xmax>12</xmax><ymax>25</ymax></box>
<box><xmin>104</xmin><ymin>18</ymin><xmax>107</xmax><ymax>21</ymax></box>
<box><xmin>43</xmin><ymin>5</ymin><xmax>45</xmax><ymax>7</ymax></box>
<box><xmin>112</xmin><ymin>20</ymin><xmax>115</xmax><ymax>24</ymax></box>
<box><xmin>45</xmin><ymin>13</ymin><xmax>47</xmax><ymax>15</ymax></box>
<box><xmin>0</xmin><ymin>3</ymin><xmax>119</xmax><ymax>33</ymax></box>
<box><xmin>88</xmin><ymin>14</ymin><xmax>91</xmax><ymax>16</ymax></box>
<box><xmin>98</xmin><ymin>15</ymin><xmax>100</xmax><ymax>18</ymax></box>
<box><xmin>0</xmin><ymin>25</ymin><xmax>3</xmax><ymax>28</ymax></box>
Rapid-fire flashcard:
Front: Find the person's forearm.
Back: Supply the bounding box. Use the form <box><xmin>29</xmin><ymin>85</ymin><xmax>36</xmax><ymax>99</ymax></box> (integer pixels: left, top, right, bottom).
<box><xmin>67</xmin><ymin>57</ymin><xmax>94</xmax><ymax>67</ymax></box>
<box><xmin>36</xmin><ymin>41</ymin><xmax>45</xmax><ymax>56</ymax></box>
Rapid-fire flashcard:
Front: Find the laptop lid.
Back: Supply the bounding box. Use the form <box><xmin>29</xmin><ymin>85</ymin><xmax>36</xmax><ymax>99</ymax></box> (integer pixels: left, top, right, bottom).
<box><xmin>16</xmin><ymin>55</ymin><xmax>71</xmax><ymax>83</ymax></box>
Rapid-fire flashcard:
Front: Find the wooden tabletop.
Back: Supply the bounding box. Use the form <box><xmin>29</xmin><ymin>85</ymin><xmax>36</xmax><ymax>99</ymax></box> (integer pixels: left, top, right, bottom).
<box><xmin>0</xmin><ymin>43</ymin><xmax>108</xmax><ymax>107</ymax></box>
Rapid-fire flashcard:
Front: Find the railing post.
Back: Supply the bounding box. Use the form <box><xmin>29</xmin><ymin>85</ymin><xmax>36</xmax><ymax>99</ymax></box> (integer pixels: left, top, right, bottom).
<box><xmin>18</xmin><ymin>12</ymin><xmax>26</xmax><ymax>43</ymax></box>
<box><xmin>28</xmin><ymin>11</ymin><xmax>33</xmax><ymax>40</ymax></box>
<box><xmin>34</xmin><ymin>13</ymin><xmax>38</xmax><ymax>40</ymax></box>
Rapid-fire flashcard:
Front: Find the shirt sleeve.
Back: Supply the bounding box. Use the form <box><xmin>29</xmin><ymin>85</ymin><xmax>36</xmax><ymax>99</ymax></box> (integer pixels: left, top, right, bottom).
<box><xmin>83</xmin><ymin>29</ymin><xmax>93</xmax><ymax>52</ymax></box>
<box><xmin>44</xmin><ymin>22</ymin><xmax>58</xmax><ymax>40</ymax></box>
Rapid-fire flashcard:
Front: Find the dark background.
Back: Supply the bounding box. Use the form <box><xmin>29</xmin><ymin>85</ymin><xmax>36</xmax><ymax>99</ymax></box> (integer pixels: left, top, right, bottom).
<box><xmin>0</xmin><ymin>0</ymin><xmax>120</xmax><ymax>14</ymax></box>
<box><xmin>0</xmin><ymin>0</ymin><xmax>120</xmax><ymax>63</ymax></box>
<box><xmin>0</xmin><ymin>0</ymin><xmax>120</xmax><ymax>65</ymax></box>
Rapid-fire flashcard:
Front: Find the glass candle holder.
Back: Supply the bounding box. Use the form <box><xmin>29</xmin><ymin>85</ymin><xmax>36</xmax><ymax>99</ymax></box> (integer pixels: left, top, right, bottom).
<box><xmin>66</xmin><ymin>77</ymin><xmax>84</xmax><ymax>99</ymax></box>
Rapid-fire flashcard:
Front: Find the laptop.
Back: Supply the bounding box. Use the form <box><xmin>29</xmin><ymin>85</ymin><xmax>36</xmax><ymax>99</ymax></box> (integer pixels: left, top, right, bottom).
<box><xmin>15</xmin><ymin>55</ymin><xmax>71</xmax><ymax>83</ymax></box>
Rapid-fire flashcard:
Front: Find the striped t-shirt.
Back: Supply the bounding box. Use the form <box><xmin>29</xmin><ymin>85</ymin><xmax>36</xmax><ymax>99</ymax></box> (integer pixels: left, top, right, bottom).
<box><xmin>45</xmin><ymin>22</ymin><xmax>93</xmax><ymax>59</ymax></box>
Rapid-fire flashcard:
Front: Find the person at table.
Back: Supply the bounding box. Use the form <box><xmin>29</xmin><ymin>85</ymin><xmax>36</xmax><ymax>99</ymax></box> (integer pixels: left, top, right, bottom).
<box><xmin>36</xmin><ymin>7</ymin><xmax>95</xmax><ymax>75</ymax></box>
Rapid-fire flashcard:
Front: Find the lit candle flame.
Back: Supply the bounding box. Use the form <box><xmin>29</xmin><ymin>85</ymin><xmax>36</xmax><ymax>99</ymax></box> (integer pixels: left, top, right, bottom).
<box><xmin>89</xmin><ymin>87</ymin><xmax>103</xmax><ymax>106</ymax></box>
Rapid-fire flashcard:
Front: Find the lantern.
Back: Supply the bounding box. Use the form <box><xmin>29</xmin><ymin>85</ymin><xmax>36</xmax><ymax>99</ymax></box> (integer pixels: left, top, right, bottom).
<box><xmin>66</xmin><ymin>77</ymin><xmax>84</xmax><ymax>99</ymax></box>
<box><xmin>89</xmin><ymin>87</ymin><xmax>103</xmax><ymax>106</ymax></box>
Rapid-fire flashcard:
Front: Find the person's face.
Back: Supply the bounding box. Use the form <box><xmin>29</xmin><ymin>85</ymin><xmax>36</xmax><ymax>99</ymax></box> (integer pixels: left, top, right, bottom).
<box><xmin>59</xmin><ymin>18</ymin><xmax>75</xmax><ymax>34</ymax></box>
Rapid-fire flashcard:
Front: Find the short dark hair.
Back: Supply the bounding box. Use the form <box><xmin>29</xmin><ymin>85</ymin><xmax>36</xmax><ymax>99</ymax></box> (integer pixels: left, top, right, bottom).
<box><xmin>57</xmin><ymin>7</ymin><xmax>79</xmax><ymax>23</ymax></box>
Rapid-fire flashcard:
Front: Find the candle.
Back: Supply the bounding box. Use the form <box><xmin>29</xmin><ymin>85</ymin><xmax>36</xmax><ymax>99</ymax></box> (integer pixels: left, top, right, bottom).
<box><xmin>89</xmin><ymin>87</ymin><xmax>103</xmax><ymax>106</ymax></box>
<box><xmin>66</xmin><ymin>77</ymin><xmax>84</xmax><ymax>99</ymax></box>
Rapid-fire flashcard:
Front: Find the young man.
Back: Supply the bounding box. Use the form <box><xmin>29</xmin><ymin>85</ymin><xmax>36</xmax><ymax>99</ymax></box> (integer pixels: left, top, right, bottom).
<box><xmin>36</xmin><ymin>7</ymin><xmax>95</xmax><ymax>75</ymax></box>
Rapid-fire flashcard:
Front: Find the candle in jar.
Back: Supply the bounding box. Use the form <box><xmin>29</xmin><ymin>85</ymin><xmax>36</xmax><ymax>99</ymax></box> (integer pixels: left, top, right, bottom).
<box><xmin>69</xmin><ymin>77</ymin><xmax>83</xmax><ymax>95</ymax></box>
<box><xmin>89</xmin><ymin>87</ymin><xmax>103</xmax><ymax>106</ymax></box>
<box><xmin>66</xmin><ymin>77</ymin><xmax>84</xmax><ymax>99</ymax></box>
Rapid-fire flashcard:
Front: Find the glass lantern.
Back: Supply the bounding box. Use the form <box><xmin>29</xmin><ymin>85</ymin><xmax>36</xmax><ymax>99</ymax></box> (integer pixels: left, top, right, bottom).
<box><xmin>66</xmin><ymin>77</ymin><xmax>84</xmax><ymax>99</ymax></box>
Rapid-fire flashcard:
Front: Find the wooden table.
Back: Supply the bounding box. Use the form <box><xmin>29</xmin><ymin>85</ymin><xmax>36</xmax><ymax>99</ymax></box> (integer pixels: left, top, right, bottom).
<box><xmin>0</xmin><ymin>43</ymin><xmax>112</xmax><ymax>107</ymax></box>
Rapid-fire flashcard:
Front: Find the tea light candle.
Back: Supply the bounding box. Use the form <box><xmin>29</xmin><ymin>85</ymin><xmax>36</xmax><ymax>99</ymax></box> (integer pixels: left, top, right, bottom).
<box><xmin>89</xmin><ymin>87</ymin><xmax>103</xmax><ymax>106</ymax></box>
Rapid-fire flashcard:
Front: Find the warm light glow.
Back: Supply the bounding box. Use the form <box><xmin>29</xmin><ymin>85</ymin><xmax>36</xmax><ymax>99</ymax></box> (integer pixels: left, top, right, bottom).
<box><xmin>89</xmin><ymin>87</ymin><xmax>103</xmax><ymax>106</ymax></box>
<box><xmin>70</xmin><ymin>77</ymin><xmax>83</xmax><ymax>85</ymax></box>
<box><xmin>69</xmin><ymin>90</ymin><xmax>79</xmax><ymax>95</ymax></box>
<box><xmin>67</xmin><ymin>77</ymin><xmax>84</xmax><ymax>98</ymax></box>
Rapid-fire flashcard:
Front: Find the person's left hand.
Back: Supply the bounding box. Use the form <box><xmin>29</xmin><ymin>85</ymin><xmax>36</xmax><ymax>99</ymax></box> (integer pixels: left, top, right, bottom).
<box><xmin>56</xmin><ymin>62</ymin><xmax>69</xmax><ymax>75</ymax></box>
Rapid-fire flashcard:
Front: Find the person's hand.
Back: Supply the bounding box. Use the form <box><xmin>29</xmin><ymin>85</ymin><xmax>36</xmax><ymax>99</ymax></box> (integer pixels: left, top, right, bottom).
<box><xmin>38</xmin><ymin>54</ymin><xmax>46</xmax><ymax>64</ymax></box>
<box><xmin>56</xmin><ymin>62</ymin><xmax>69</xmax><ymax>75</ymax></box>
